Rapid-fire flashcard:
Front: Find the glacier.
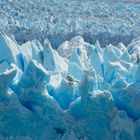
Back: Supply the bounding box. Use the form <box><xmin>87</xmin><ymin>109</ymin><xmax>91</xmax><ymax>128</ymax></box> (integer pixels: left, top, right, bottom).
<box><xmin>0</xmin><ymin>0</ymin><xmax>140</xmax><ymax>49</ymax></box>
<box><xmin>0</xmin><ymin>31</ymin><xmax>140</xmax><ymax>140</ymax></box>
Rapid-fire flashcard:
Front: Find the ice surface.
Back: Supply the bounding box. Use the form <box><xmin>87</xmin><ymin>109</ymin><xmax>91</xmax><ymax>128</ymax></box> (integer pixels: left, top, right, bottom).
<box><xmin>1</xmin><ymin>0</ymin><xmax>140</xmax><ymax>139</ymax></box>
<box><xmin>0</xmin><ymin>31</ymin><xmax>140</xmax><ymax>139</ymax></box>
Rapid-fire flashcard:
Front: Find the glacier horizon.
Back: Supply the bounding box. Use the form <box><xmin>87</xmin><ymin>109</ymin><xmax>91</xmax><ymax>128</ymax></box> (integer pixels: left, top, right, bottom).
<box><xmin>1</xmin><ymin>0</ymin><xmax>140</xmax><ymax>49</ymax></box>
<box><xmin>0</xmin><ymin>31</ymin><xmax>140</xmax><ymax>140</ymax></box>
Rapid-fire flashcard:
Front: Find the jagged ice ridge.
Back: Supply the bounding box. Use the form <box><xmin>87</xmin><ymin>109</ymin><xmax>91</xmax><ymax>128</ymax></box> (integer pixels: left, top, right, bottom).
<box><xmin>0</xmin><ymin>31</ymin><xmax>140</xmax><ymax>139</ymax></box>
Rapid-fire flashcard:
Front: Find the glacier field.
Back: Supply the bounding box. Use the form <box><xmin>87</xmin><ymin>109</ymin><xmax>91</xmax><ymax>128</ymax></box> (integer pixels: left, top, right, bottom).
<box><xmin>0</xmin><ymin>31</ymin><xmax>140</xmax><ymax>140</ymax></box>
<box><xmin>1</xmin><ymin>0</ymin><xmax>140</xmax><ymax>48</ymax></box>
<box><xmin>0</xmin><ymin>0</ymin><xmax>140</xmax><ymax>140</ymax></box>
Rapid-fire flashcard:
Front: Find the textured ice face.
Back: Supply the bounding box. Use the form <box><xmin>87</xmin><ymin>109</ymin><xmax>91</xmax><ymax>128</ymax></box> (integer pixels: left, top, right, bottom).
<box><xmin>0</xmin><ymin>32</ymin><xmax>140</xmax><ymax>139</ymax></box>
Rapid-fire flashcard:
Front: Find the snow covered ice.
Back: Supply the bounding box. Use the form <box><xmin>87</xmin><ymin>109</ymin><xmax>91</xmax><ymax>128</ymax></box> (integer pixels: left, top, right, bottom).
<box><xmin>0</xmin><ymin>0</ymin><xmax>140</xmax><ymax>140</ymax></box>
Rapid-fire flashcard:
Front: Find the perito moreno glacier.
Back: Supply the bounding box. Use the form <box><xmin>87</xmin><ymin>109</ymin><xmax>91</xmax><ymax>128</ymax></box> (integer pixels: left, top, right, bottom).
<box><xmin>0</xmin><ymin>0</ymin><xmax>140</xmax><ymax>140</ymax></box>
